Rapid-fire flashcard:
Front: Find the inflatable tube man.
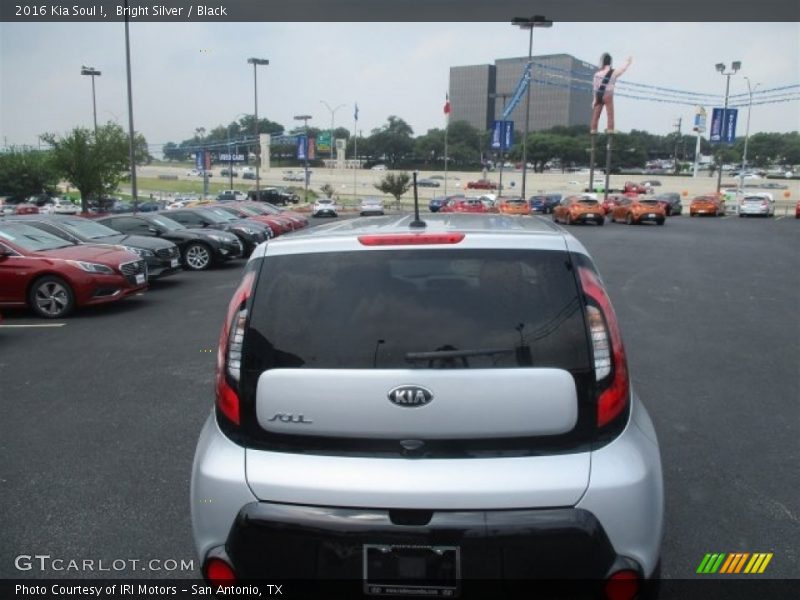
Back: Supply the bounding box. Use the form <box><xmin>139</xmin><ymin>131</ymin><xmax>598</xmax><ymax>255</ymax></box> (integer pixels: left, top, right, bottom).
<box><xmin>591</xmin><ymin>54</ymin><xmax>632</xmax><ymax>134</ymax></box>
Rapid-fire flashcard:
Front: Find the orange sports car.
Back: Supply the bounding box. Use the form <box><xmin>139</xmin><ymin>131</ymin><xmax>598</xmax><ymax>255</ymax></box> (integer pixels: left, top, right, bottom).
<box><xmin>611</xmin><ymin>196</ymin><xmax>666</xmax><ymax>225</ymax></box>
<box><xmin>497</xmin><ymin>196</ymin><xmax>530</xmax><ymax>215</ymax></box>
<box><xmin>689</xmin><ymin>194</ymin><xmax>725</xmax><ymax>217</ymax></box>
<box><xmin>552</xmin><ymin>195</ymin><xmax>605</xmax><ymax>225</ymax></box>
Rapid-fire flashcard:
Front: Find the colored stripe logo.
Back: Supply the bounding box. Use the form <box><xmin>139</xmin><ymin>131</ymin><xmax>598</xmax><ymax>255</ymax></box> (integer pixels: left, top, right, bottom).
<box><xmin>697</xmin><ymin>553</ymin><xmax>773</xmax><ymax>574</ymax></box>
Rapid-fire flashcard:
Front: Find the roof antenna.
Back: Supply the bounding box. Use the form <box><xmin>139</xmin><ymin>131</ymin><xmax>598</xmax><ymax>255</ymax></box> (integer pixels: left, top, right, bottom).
<box><xmin>410</xmin><ymin>171</ymin><xmax>426</xmax><ymax>229</ymax></box>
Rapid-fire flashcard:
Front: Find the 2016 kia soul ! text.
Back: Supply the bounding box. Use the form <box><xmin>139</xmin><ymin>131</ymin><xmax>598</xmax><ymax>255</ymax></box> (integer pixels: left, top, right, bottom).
<box><xmin>191</xmin><ymin>214</ymin><xmax>664</xmax><ymax>599</ymax></box>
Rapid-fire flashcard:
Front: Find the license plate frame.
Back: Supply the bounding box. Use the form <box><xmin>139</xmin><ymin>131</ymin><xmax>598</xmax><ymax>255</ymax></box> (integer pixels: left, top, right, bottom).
<box><xmin>363</xmin><ymin>544</ymin><xmax>460</xmax><ymax>597</ymax></box>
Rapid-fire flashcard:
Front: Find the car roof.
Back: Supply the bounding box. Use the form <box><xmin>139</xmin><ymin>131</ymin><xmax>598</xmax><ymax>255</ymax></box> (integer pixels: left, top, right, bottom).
<box><xmin>250</xmin><ymin>213</ymin><xmax>588</xmax><ymax>258</ymax></box>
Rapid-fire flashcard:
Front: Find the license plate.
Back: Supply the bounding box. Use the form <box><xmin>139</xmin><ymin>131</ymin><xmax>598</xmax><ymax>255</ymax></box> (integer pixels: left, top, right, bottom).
<box><xmin>135</xmin><ymin>273</ymin><xmax>145</xmax><ymax>285</ymax></box>
<box><xmin>364</xmin><ymin>545</ymin><xmax>460</xmax><ymax>597</ymax></box>
<box><xmin>170</xmin><ymin>258</ymin><xmax>179</xmax><ymax>267</ymax></box>
<box><xmin>648</xmin><ymin>213</ymin><xmax>656</xmax><ymax>218</ymax></box>
<box><xmin>586</xmin><ymin>213</ymin><xmax>595</xmax><ymax>218</ymax></box>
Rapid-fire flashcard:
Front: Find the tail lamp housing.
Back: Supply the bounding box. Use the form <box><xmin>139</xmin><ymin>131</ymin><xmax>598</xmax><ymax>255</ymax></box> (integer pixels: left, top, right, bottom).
<box><xmin>578</xmin><ymin>266</ymin><xmax>630</xmax><ymax>428</ymax></box>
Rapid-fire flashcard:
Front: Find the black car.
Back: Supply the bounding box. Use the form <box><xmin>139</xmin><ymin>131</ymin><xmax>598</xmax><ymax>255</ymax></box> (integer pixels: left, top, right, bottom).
<box><xmin>247</xmin><ymin>187</ymin><xmax>299</xmax><ymax>206</ymax></box>
<box><xmin>653</xmin><ymin>192</ymin><xmax>683</xmax><ymax>216</ymax></box>
<box><xmin>528</xmin><ymin>194</ymin><xmax>562</xmax><ymax>214</ymax></box>
<box><xmin>164</xmin><ymin>208</ymin><xmax>270</xmax><ymax>256</ymax></box>
<box><xmin>2</xmin><ymin>214</ymin><xmax>182</xmax><ymax>279</ymax></box>
<box><xmin>97</xmin><ymin>213</ymin><xmax>243</xmax><ymax>271</ymax></box>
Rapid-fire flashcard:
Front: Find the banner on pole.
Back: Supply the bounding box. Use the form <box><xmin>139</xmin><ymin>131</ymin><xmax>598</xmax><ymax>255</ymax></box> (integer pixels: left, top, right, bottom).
<box><xmin>693</xmin><ymin>106</ymin><xmax>707</xmax><ymax>133</ymax></box>
<box><xmin>317</xmin><ymin>131</ymin><xmax>331</xmax><ymax>153</ymax></box>
<box><xmin>709</xmin><ymin>108</ymin><xmax>738</xmax><ymax>144</ymax></box>
<box><xmin>296</xmin><ymin>136</ymin><xmax>307</xmax><ymax>160</ymax></box>
<box><xmin>491</xmin><ymin>120</ymin><xmax>514</xmax><ymax>150</ymax></box>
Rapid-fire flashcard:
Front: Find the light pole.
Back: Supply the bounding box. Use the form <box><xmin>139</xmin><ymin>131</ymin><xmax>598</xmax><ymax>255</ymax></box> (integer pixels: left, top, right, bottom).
<box><xmin>227</xmin><ymin>113</ymin><xmax>250</xmax><ymax>190</ymax></box>
<box><xmin>247</xmin><ymin>57</ymin><xmax>269</xmax><ymax>196</ymax></box>
<box><xmin>512</xmin><ymin>15</ymin><xmax>552</xmax><ymax>202</ymax></box>
<box><xmin>294</xmin><ymin>114</ymin><xmax>313</xmax><ymax>203</ymax></box>
<box><xmin>740</xmin><ymin>76</ymin><xmax>760</xmax><ymax>190</ymax></box>
<box><xmin>320</xmin><ymin>101</ymin><xmax>344</xmax><ymax>166</ymax></box>
<box><xmin>123</xmin><ymin>0</ymin><xmax>138</xmax><ymax>209</ymax></box>
<box><xmin>195</xmin><ymin>127</ymin><xmax>209</xmax><ymax>198</ymax></box>
<box><xmin>714</xmin><ymin>61</ymin><xmax>740</xmax><ymax>195</ymax></box>
<box><xmin>80</xmin><ymin>66</ymin><xmax>101</xmax><ymax>135</ymax></box>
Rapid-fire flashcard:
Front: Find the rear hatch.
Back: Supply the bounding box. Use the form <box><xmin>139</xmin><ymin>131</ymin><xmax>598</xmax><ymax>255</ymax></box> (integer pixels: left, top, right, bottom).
<box><xmin>238</xmin><ymin>246</ymin><xmax>597</xmax><ymax>507</ymax></box>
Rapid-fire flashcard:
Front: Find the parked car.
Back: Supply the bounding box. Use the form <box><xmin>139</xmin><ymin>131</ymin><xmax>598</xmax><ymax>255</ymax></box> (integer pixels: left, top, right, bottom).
<box><xmin>640</xmin><ymin>180</ymin><xmax>662</xmax><ymax>188</ymax></box>
<box><xmin>2</xmin><ymin>215</ymin><xmax>182</xmax><ymax>280</ymax></box>
<box><xmin>191</xmin><ymin>213</ymin><xmax>663</xmax><ymax>593</ymax></box>
<box><xmin>370</xmin><ymin>164</ymin><xmax>387</xmax><ymax>170</ymax></box>
<box><xmin>623</xmin><ymin>182</ymin><xmax>648</xmax><ymax>195</ymax></box>
<box><xmin>109</xmin><ymin>201</ymin><xmax>134</xmax><ymax>214</ymax></box>
<box><xmin>439</xmin><ymin>196</ymin><xmax>494</xmax><ymax>213</ymax></box>
<box><xmin>497</xmin><ymin>196</ymin><xmax>530</xmax><ymax>215</ymax></box>
<box><xmin>239</xmin><ymin>202</ymin><xmax>308</xmax><ymax>229</ymax></box>
<box><xmin>208</xmin><ymin>203</ymin><xmax>292</xmax><ymax>238</ymax></box>
<box><xmin>610</xmin><ymin>197</ymin><xmax>666</xmax><ymax>225</ymax></box>
<box><xmin>429</xmin><ymin>195</ymin><xmax>463</xmax><ymax>213</ymax></box>
<box><xmin>218</xmin><ymin>190</ymin><xmax>247</xmax><ymax>202</ymax></box>
<box><xmin>528</xmin><ymin>194</ymin><xmax>562</xmax><ymax>214</ymax></box>
<box><xmin>136</xmin><ymin>201</ymin><xmax>160</xmax><ymax>212</ymax></box>
<box><xmin>35</xmin><ymin>196</ymin><xmax>78</xmax><ymax>215</ymax></box>
<box><xmin>466</xmin><ymin>179</ymin><xmax>498</xmax><ymax>190</ymax></box>
<box><xmin>163</xmin><ymin>208</ymin><xmax>270</xmax><ymax>257</ymax></box>
<box><xmin>359</xmin><ymin>197</ymin><xmax>385</xmax><ymax>216</ymax></box>
<box><xmin>795</xmin><ymin>200</ymin><xmax>800</xmax><ymax>218</ymax></box>
<box><xmin>552</xmin><ymin>195</ymin><xmax>605</xmax><ymax>225</ymax></box>
<box><xmin>417</xmin><ymin>178</ymin><xmax>440</xmax><ymax>188</ymax></box>
<box><xmin>98</xmin><ymin>213</ymin><xmax>242</xmax><ymax>271</ymax></box>
<box><xmin>14</xmin><ymin>203</ymin><xmax>39</xmax><ymax>215</ymax></box>
<box><xmin>652</xmin><ymin>193</ymin><xmax>683</xmax><ymax>216</ymax></box>
<box><xmin>219</xmin><ymin>167</ymin><xmax>239</xmax><ymax>178</ymax></box>
<box><xmin>689</xmin><ymin>195</ymin><xmax>725</xmax><ymax>217</ymax></box>
<box><xmin>600</xmin><ymin>193</ymin><xmax>627</xmax><ymax>215</ymax></box>
<box><xmin>0</xmin><ymin>221</ymin><xmax>147</xmax><ymax>318</ymax></box>
<box><xmin>187</xmin><ymin>169</ymin><xmax>212</xmax><ymax>177</ymax></box>
<box><xmin>282</xmin><ymin>170</ymin><xmax>308</xmax><ymax>182</ymax></box>
<box><xmin>247</xmin><ymin>188</ymin><xmax>299</xmax><ymax>206</ymax></box>
<box><xmin>737</xmin><ymin>192</ymin><xmax>775</xmax><ymax>217</ymax></box>
<box><xmin>312</xmin><ymin>198</ymin><xmax>338</xmax><ymax>217</ymax></box>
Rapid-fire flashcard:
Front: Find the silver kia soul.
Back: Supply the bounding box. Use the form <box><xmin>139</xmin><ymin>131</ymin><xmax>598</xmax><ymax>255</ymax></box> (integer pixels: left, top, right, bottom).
<box><xmin>191</xmin><ymin>214</ymin><xmax>664</xmax><ymax>598</ymax></box>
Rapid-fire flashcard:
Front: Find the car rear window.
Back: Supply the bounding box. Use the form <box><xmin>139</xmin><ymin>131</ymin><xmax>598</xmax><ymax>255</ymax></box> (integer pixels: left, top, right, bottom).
<box><xmin>245</xmin><ymin>249</ymin><xmax>590</xmax><ymax>373</ymax></box>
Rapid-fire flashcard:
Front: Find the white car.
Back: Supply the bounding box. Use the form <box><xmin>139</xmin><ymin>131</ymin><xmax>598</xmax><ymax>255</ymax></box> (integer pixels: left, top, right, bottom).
<box><xmin>370</xmin><ymin>164</ymin><xmax>387</xmax><ymax>171</ymax></box>
<box><xmin>220</xmin><ymin>190</ymin><xmax>248</xmax><ymax>201</ymax></box>
<box><xmin>312</xmin><ymin>198</ymin><xmax>338</xmax><ymax>217</ymax></box>
<box><xmin>737</xmin><ymin>192</ymin><xmax>775</xmax><ymax>217</ymax></box>
<box><xmin>52</xmin><ymin>198</ymin><xmax>78</xmax><ymax>214</ymax></box>
<box><xmin>359</xmin><ymin>197</ymin><xmax>384</xmax><ymax>216</ymax></box>
<box><xmin>187</xmin><ymin>169</ymin><xmax>212</xmax><ymax>178</ymax></box>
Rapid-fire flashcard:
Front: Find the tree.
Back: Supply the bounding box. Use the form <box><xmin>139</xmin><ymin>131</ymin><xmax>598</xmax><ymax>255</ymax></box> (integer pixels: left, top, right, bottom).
<box><xmin>162</xmin><ymin>142</ymin><xmax>188</xmax><ymax>162</ymax></box>
<box><xmin>0</xmin><ymin>148</ymin><xmax>60</xmax><ymax>200</ymax></box>
<box><xmin>368</xmin><ymin>116</ymin><xmax>414</xmax><ymax>168</ymax></box>
<box><xmin>41</xmin><ymin>123</ymin><xmax>140</xmax><ymax>213</ymax></box>
<box><xmin>374</xmin><ymin>172</ymin><xmax>411</xmax><ymax>210</ymax></box>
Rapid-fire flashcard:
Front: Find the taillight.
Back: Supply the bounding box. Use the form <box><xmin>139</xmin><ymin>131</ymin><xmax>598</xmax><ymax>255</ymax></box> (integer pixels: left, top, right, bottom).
<box><xmin>358</xmin><ymin>233</ymin><xmax>465</xmax><ymax>246</ymax></box>
<box><xmin>204</xmin><ymin>557</ymin><xmax>236</xmax><ymax>587</ymax></box>
<box><xmin>578</xmin><ymin>266</ymin><xmax>630</xmax><ymax>428</ymax></box>
<box><xmin>216</xmin><ymin>270</ymin><xmax>256</xmax><ymax>426</ymax></box>
<box><xmin>604</xmin><ymin>570</ymin><xmax>640</xmax><ymax>600</ymax></box>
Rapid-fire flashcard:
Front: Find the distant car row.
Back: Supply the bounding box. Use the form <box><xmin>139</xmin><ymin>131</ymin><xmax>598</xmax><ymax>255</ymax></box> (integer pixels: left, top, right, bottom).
<box><xmin>0</xmin><ymin>202</ymin><xmax>310</xmax><ymax>318</ymax></box>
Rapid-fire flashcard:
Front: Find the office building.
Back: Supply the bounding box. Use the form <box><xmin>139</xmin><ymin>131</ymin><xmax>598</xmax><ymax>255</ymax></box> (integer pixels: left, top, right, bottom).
<box><xmin>449</xmin><ymin>54</ymin><xmax>596</xmax><ymax>132</ymax></box>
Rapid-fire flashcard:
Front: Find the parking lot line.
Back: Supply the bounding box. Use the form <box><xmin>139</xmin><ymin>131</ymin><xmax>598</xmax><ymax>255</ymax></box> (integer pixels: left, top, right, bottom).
<box><xmin>0</xmin><ymin>323</ymin><xmax>66</xmax><ymax>328</ymax></box>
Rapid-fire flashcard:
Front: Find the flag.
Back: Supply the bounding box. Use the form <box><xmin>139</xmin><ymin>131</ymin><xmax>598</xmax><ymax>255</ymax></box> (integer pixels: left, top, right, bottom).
<box><xmin>354</xmin><ymin>103</ymin><xmax>359</xmax><ymax>121</ymax></box>
<box><xmin>443</xmin><ymin>93</ymin><xmax>451</xmax><ymax>117</ymax></box>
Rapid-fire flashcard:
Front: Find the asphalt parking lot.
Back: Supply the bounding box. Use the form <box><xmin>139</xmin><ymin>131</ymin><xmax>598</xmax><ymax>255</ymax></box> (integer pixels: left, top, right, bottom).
<box><xmin>1</xmin><ymin>214</ymin><xmax>798</xmax><ymax>586</ymax></box>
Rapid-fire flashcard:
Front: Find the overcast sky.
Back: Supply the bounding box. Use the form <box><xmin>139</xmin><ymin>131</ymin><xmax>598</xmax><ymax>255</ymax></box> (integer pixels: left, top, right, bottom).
<box><xmin>1</xmin><ymin>22</ymin><xmax>798</xmax><ymax>152</ymax></box>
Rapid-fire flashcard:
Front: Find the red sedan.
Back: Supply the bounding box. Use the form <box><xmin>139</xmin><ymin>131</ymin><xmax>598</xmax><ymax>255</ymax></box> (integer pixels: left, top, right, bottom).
<box><xmin>795</xmin><ymin>200</ymin><xmax>800</xmax><ymax>219</ymax></box>
<box><xmin>240</xmin><ymin>202</ymin><xmax>309</xmax><ymax>229</ymax></box>
<box><xmin>211</xmin><ymin>204</ymin><xmax>293</xmax><ymax>235</ymax></box>
<box><xmin>0</xmin><ymin>221</ymin><xmax>147</xmax><ymax>318</ymax></box>
<box><xmin>466</xmin><ymin>179</ymin><xmax>498</xmax><ymax>190</ymax></box>
<box><xmin>439</xmin><ymin>197</ymin><xmax>497</xmax><ymax>213</ymax></box>
<box><xmin>14</xmin><ymin>203</ymin><xmax>39</xmax><ymax>215</ymax></box>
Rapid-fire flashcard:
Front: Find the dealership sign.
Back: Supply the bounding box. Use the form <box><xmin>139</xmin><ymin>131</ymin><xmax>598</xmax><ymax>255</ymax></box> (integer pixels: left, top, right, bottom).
<box><xmin>709</xmin><ymin>108</ymin><xmax>738</xmax><ymax>144</ymax></box>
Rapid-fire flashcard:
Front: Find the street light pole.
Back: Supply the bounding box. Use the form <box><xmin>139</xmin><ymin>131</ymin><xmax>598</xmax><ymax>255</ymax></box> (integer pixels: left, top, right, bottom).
<box><xmin>123</xmin><ymin>0</ymin><xmax>138</xmax><ymax>209</ymax></box>
<box><xmin>247</xmin><ymin>57</ymin><xmax>269</xmax><ymax>197</ymax></box>
<box><xmin>80</xmin><ymin>66</ymin><xmax>101</xmax><ymax>135</ymax></box>
<box><xmin>714</xmin><ymin>61</ymin><xmax>740</xmax><ymax>195</ymax></box>
<box><xmin>320</xmin><ymin>101</ymin><xmax>345</xmax><ymax>166</ymax></box>
<box><xmin>294</xmin><ymin>114</ymin><xmax>313</xmax><ymax>203</ymax></box>
<box><xmin>512</xmin><ymin>15</ymin><xmax>552</xmax><ymax>203</ymax></box>
<box><xmin>740</xmin><ymin>76</ymin><xmax>760</xmax><ymax>190</ymax></box>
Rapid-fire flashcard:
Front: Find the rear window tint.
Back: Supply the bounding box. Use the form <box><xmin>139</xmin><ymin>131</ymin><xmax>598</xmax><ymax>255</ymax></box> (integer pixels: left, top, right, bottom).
<box><xmin>246</xmin><ymin>249</ymin><xmax>590</xmax><ymax>372</ymax></box>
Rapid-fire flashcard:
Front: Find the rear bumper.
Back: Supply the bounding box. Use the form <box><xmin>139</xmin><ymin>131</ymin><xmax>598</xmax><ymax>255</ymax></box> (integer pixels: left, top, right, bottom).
<box><xmin>225</xmin><ymin>503</ymin><xmax>627</xmax><ymax>580</ymax></box>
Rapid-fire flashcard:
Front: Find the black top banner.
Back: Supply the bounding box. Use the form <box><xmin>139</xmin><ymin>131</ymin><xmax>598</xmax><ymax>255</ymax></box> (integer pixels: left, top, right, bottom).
<box><xmin>1</xmin><ymin>0</ymin><xmax>799</xmax><ymax>22</ymax></box>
